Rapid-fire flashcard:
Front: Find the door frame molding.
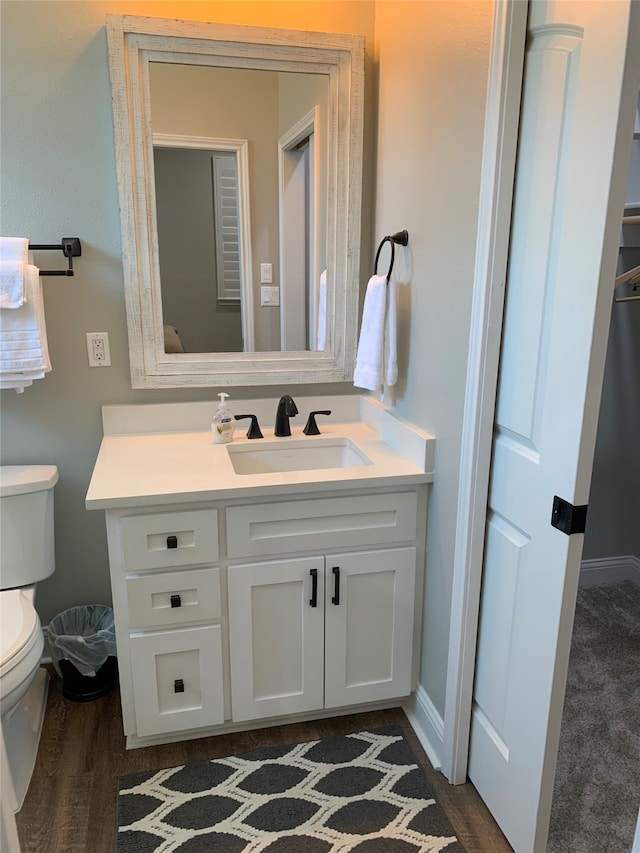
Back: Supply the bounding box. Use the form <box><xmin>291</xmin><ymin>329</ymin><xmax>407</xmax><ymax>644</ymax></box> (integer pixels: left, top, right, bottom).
<box><xmin>441</xmin><ymin>0</ymin><xmax>528</xmax><ymax>784</ymax></box>
<box><xmin>278</xmin><ymin>106</ymin><xmax>321</xmax><ymax>351</ymax></box>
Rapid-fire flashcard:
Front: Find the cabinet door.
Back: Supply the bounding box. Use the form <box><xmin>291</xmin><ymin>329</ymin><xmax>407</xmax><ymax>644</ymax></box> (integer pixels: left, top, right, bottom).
<box><xmin>324</xmin><ymin>547</ymin><xmax>416</xmax><ymax>708</ymax></box>
<box><xmin>130</xmin><ymin>624</ymin><xmax>224</xmax><ymax>737</ymax></box>
<box><xmin>228</xmin><ymin>557</ymin><xmax>324</xmax><ymax>722</ymax></box>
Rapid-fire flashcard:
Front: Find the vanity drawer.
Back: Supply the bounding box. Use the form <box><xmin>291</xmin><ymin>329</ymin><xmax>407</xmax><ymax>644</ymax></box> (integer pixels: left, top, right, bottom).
<box><xmin>120</xmin><ymin>508</ymin><xmax>218</xmax><ymax>571</ymax></box>
<box><xmin>130</xmin><ymin>625</ymin><xmax>224</xmax><ymax>737</ymax></box>
<box><xmin>226</xmin><ymin>492</ymin><xmax>418</xmax><ymax>558</ymax></box>
<box><xmin>127</xmin><ymin>567</ymin><xmax>221</xmax><ymax>629</ymax></box>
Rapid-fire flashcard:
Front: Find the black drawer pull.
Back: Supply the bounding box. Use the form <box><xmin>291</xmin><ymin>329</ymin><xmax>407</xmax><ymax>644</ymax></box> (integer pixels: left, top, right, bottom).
<box><xmin>332</xmin><ymin>566</ymin><xmax>340</xmax><ymax>606</ymax></box>
<box><xmin>174</xmin><ymin>679</ymin><xmax>184</xmax><ymax>693</ymax></box>
<box><xmin>309</xmin><ymin>568</ymin><xmax>318</xmax><ymax>608</ymax></box>
<box><xmin>166</xmin><ymin>535</ymin><xmax>178</xmax><ymax>549</ymax></box>
<box><xmin>170</xmin><ymin>594</ymin><xmax>181</xmax><ymax>608</ymax></box>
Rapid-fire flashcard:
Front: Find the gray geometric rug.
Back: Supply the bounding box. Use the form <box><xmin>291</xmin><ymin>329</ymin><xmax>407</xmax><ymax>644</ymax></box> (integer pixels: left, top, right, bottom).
<box><xmin>117</xmin><ymin>725</ymin><xmax>463</xmax><ymax>852</ymax></box>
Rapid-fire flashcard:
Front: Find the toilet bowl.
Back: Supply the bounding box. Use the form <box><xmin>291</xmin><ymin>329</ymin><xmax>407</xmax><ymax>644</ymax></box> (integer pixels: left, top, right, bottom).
<box><xmin>0</xmin><ymin>589</ymin><xmax>43</xmax><ymax>717</ymax></box>
<box><xmin>0</xmin><ymin>588</ymin><xmax>49</xmax><ymax>811</ymax></box>
<box><xmin>0</xmin><ymin>464</ymin><xmax>57</xmax><ymax>815</ymax></box>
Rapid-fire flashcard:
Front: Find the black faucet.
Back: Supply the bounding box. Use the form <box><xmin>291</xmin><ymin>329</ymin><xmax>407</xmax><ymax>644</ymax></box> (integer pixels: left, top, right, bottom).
<box><xmin>274</xmin><ymin>394</ymin><xmax>298</xmax><ymax>437</ymax></box>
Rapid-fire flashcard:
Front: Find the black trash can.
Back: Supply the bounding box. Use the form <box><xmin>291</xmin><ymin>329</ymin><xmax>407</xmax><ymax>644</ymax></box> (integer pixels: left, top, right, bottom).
<box><xmin>47</xmin><ymin>605</ymin><xmax>118</xmax><ymax>702</ymax></box>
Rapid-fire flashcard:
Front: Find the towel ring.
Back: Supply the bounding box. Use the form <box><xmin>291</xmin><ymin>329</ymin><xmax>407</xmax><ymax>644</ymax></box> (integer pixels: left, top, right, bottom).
<box><xmin>374</xmin><ymin>230</ymin><xmax>409</xmax><ymax>284</ymax></box>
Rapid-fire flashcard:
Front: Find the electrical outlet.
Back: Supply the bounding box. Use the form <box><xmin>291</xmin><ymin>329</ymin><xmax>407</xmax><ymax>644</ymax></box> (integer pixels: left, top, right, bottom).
<box><xmin>86</xmin><ymin>332</ymin><xmax>111</xmax><ymax>367</ymax></box>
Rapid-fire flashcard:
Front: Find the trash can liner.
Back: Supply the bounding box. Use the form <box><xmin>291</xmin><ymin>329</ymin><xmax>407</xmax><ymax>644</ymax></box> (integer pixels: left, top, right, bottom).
<box><xmin>48</xmin><ymin>605</ymin><xmax>117</xmax><ymax>677</ymax></box>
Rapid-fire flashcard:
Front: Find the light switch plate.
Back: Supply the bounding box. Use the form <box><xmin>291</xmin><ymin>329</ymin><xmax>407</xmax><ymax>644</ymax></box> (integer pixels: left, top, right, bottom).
<box><xmin>260</xmin><ymin>263</ymin><xmax>273</xmax><ymax>284</ymax></box>
<box><xmin>260</xmin><ymin>286</ymin><xmax>280</xmax><ymax>306</ymax></box>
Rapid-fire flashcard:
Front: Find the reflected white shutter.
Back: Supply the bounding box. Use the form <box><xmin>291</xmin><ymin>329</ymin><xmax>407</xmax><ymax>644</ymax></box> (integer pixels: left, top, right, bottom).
<box><xmin>212</xmin><ymin>152</ymin><xmax>241</xmax><ymax>302</ymax></box>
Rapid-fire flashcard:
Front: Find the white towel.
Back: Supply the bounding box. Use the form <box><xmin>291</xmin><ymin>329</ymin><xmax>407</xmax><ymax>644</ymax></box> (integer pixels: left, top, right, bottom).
<box><xmin>0</xmin><ymin>262</ymin><xmax>28</xmax><ymax>308</ymax></box>
<box><xmin>384</xmin><ymin>278</ymin><xmax>398</xmax><ymax>387</ymax></box>
<box><xmin>0</xmin><ymin>263</ymin><xmax>51</xmax><ymax>392</ymax></box>
<box><xmin>0</xmin><ymin>237</ymin><xmax>29</xmax><ymax>308</ymax></box>
<box><xmin>316</xmin><ymin>269</ymin><xmax>327</xmax><ymax>351</ymax></box>
<box><xmin>0</xmin><ymin>237</ymin><xmax>28</xmax><ymax>262</ymax></box>
<box><xmin>353</xmin><ymin>273</ymin><xmax>398</xmax><ymax>396</ymax></box>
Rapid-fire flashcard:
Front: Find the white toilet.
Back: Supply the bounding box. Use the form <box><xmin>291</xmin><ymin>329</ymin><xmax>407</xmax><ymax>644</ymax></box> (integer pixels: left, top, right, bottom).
<box><xmin>0</xmin><ymin>464</ymin><xmax>58</xmax><ymax>815</ymax></box>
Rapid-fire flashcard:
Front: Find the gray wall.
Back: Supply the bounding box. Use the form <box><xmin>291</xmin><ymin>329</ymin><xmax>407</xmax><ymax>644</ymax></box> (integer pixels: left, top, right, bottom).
<box><xmin>372</xmin><ymin>0</ymin><xmax>493</xmax><ymax>715</ymax></box>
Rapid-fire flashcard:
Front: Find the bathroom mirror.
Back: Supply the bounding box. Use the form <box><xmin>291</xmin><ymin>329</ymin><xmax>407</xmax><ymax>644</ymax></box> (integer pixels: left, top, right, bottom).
<box><xmin>106</xmin><ymin>15</ymin><xmax>364</xmax><ymax>388</ymax></box>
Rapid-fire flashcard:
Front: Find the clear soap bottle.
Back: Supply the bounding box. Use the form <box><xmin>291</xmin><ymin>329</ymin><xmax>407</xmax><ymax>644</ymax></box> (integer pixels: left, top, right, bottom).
<box><xmin>212</xmin><ymin>392</ymin><xmax>235</xmax><ymax>444</ymax></box>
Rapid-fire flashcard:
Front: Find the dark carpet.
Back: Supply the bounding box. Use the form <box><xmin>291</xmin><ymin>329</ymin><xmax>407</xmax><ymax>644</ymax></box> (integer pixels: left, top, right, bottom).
<box><xmin>117</xmin><ymin>725</ymin><xmax>462</xmax><ymax>852</ymax></box>
<box><xmin>548</xmin><ymin>581</ymin><xmax>640</xmax><ymax>852</ymax></box>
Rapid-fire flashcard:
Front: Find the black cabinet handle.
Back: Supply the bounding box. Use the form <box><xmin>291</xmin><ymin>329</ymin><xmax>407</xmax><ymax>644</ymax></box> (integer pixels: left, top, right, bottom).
<box><xmin>174</xmin><ymin>678</ymin><xmax>184</xmax><ymax>693</ymax></box>
<box><xmin>309</xmin><ymin>568</ymin><xmax>318</xmax><ymax>607</ymax></box>
<box><xmin>167</xmin><ymin>535</ymin><xmax>178</xmax><ymax>549</ymax></box>
<box><xmin>332</xmin><ymin>566</ymin><xmax>340</xmax><ymax>605</ymax></box>
<box><xmin>170</xmin><ymin>593</ymin><xmax>182</xmax><ymax>608</ymax></box>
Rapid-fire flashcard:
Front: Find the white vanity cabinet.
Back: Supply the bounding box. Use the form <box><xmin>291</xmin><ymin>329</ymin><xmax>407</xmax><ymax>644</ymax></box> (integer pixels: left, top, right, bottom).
<box><xmin>105</xmin><ymin>507</ymin><xmax>226</xmax><ymax>742</ymax></box>
<box><xmin>226</xmin><ymin>492</ymin><xmax>419</xmax><ymax>723</ymax></box>
<box><xmin>103</xmin><ymin>488</ymin><xmax>424</xmax><ymax>746</ymax></box>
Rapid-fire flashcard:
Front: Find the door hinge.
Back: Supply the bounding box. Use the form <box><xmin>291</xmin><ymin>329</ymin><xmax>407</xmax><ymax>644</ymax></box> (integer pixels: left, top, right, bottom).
<box><xmin>551</xmin><ymin>496</ymin><xmax>588</xmax><ymax>535</ymax></box>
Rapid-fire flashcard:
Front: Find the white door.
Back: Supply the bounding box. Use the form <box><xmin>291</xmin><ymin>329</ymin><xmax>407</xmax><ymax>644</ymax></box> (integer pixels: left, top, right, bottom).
<box><xmin>324</xmin><ymin>548</ymin><xmax>416</xmax><ymax>708</ymax></box>
<box><xmin>468</xmin><ymin>3</ymin><xmax>640</xmax><ymax>852</ymax></box>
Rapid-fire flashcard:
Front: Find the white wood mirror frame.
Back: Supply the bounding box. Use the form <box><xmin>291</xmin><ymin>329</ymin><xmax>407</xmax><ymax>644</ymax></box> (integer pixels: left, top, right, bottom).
<box><xmin>106</xmin><ymin>15</ymin><xmax>364</xmax><ymax>389</ymax></box>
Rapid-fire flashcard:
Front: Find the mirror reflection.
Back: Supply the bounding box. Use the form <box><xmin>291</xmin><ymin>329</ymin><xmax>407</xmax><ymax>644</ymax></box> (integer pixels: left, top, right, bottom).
<box><xmin>149</xmin><ymin>62</ymin><xmax>329</xmax><ymax>354</ymax></box>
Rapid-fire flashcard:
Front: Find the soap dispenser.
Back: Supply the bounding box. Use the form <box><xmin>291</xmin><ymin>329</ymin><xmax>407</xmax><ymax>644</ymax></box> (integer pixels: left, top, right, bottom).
<box><xmin>212</xmin><ymin>392</ymin><xmax>236</xmax><ymax>444</ymax></box>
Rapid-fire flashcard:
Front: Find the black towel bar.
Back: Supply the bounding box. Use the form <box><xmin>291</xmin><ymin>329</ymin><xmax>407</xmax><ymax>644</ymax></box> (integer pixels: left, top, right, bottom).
<box><xmin>28</xmin><ymin>238</ymin><xmax>82</xmax><ymax>276</ymax></box>
<box><xmin>374</xmin><ymin>230</ymin><xmax>409</xmax><ymax>284</ymax></box>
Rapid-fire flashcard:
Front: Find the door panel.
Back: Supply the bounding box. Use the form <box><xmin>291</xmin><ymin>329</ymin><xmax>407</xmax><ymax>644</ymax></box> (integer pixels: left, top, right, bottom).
<box><xmin>473</xmin><ymin>512</ymin><xmax>527</xmax><ymax>733</ymax></box>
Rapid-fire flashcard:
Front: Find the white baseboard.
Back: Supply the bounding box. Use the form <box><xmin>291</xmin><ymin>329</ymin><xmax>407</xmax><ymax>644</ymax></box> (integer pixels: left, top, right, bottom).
<box><xmin>579</xmin><ymin>555</ymin><xmax>640</xmax><ymax>588</ymax></box>
<box><xmin>403</xmin><ymin>684</ymin><xmax>444</xmax><ymax>771</ymax></box>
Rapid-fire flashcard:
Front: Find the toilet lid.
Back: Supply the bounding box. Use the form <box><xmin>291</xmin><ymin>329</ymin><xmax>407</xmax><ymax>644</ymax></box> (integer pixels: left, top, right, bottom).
<box><xmin>0</xmin><ymin>590</ymin><xmax>39</xmax><ymax>666</ymax></box>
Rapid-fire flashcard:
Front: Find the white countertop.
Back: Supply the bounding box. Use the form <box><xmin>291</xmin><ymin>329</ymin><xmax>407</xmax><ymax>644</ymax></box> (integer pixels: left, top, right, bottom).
<box><xmin>85</xmin><ymin>396</ymin><xmax>435</xmax><ymax>510</ymax></box>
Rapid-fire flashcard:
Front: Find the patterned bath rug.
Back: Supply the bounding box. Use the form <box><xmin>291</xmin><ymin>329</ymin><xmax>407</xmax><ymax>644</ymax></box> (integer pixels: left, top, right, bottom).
<box><xmin>117</xmin><ymin>725</ymin><xmax>463</xmax><ymax>852</ymax></box>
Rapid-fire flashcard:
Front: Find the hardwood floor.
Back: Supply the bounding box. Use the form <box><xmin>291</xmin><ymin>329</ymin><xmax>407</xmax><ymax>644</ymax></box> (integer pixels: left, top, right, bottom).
<box><xmin>15</xmin><ymin>667</ymin><xmax>512</xmax><ymax>852</ymax></box>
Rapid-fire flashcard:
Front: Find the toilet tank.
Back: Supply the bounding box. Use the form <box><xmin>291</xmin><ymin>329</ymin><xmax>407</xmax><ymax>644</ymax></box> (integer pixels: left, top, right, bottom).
<box><xmin>0</xmin><ymin>465</ymin><xmax>58</xmax><ymax>590</ymax></box>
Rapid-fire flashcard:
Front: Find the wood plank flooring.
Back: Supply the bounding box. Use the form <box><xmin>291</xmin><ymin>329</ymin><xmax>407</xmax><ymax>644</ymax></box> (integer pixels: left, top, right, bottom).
<box><xmin>15</xmin><ymin>667</ymin><xmax>512</xmax><ymax>852</ymax></box>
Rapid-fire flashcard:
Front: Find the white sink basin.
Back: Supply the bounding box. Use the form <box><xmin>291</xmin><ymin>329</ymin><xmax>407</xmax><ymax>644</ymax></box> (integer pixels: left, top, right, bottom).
<box><xmin>227</xmin><ymin>437</ymin><xmax>374</xmax><ymax>475</ymax></box>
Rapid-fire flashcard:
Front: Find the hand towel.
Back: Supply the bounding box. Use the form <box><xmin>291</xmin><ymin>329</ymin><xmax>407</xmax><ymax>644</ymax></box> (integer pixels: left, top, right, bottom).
<box><xmin>0</xmin><ymin>263</ymin><xmax>51</xmax><ymax>392</ymax></box>
<box><xmin>384</xmin><ymin>277</ymin><xmax>398</xmax><ymax>387</ymax></box>
<box><xmin>316</xmin><ymin>269</ymin><xmax>327</xmax><ymax>350</ymax></box>
<box><xmin>353</xmin><ymin>273</ymin><xmax>388</xmax><ymax>392</ymax></box>
<box><xmin>0</xmin><ymin>237</ymin><xmax>29</xmax><ymax>308</ymax></box>
<box><xmin>353</xmin><ymin>274</ymin><xmax>398</xmax><ymax>397</ymax></box>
